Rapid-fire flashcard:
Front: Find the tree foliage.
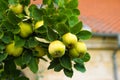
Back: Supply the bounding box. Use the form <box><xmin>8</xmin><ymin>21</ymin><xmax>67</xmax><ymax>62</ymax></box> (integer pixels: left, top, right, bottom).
<box><xmin>0</xmin><ymin>0</ymin><xmax>92</xmax><ymax>79</ymax></box>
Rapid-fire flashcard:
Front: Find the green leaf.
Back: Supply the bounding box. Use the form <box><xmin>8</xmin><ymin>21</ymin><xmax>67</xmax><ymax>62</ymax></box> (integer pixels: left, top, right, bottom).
<box><xmin>0</xmin><ymin>53</ymin><xmax>8</xmax><ymax>62</ymax></box>
<box><xmin>0</xmin><ymin>0</ymin><xmax>8</xmax><ymax>11</ymax></box>
<box><xmin>70</xmin><ymin>21</ymin><xmax>83</xmax><ymax>34</ymax></box>
<box><xmin>54</xmin><ymin>0</ymin><xmax>65</xmax><ymax>7</ymax></box>
<box><xmin>72</xmin><ymin>9</ymin><xmax>80</xmax><ymax>16</ymax></box>
<box><xmin>73</xmin><ymin>58</ymin><xmax>84</xmax><ymax>64</ymax></box>
<box><xmin>12</xmin><ymin>26</ymin><xmax>20</xmax><ymax>34</ymax></box>
<box><xmin>1</xmin><ymin>32</ymin><xmax>12</xmax><ymax>44</ymax></box>
<box><xmin>4</xmin><ymin>59</ymin><xmax>17</xmax><ymax>74</ymax></box>
<box><xmin>27</xmin><ymin>37</ymin><xmax>39</xmax><ymax>48</ymax></box>
<box><xmin>77</xmin><ymin>30</ymin><xmax>92</xmax><ymax>40</ymax></box>
<box><xmin>20</xmin><ymin>0</ymin><xmax>30</xmax><ymax>6</ymax></box>
<box><xmin>29</xmin><ymin>5</ymin><xmax>44</xmax><ymax>21</ymax></box>
<box><xmin>0</xmin><ymin>30</ymin><xmax>4</xmax><ymax>39</ymax></box>
<box><xmin>0</xmin><ymin>43</ymin><xmax>5</xmax><ymax>51</ymax></box>
<box><xmin>2</xmin><ymin>21</ymin><xmax>20</xmax><ymax>34</ymax></box>
<box><xmin>45</xmin><ymin>7</ymin><xmax>56</xmax><ymax>16</ymax></box>
<box><xmin>66</xmin><ymin>0</ymin><xmax>78</xmax><ymax>9</ymax></box>
<box><xmin>2</xmin><ymin>20</ymin><xmax>14</xmax><ymax>31</ymax></box>
<box><xmin>14</xmin><ymin>51</ymin><xmax>32</xmax><ymax>66</ymax></box>
<box><xmin>15</xmin><ymin>76</ymin><xmax>29</xmax><ymax>80</ymax></box>
<box><xmin>81</xmin><ymin>52</ymin><xmax>91</xmax><ymax>62</ymax></box>
<box><xmin>63</xmin><ymin>68</ymin><xmax>73</xmax><ymax>78</ymax></box>
<box><xmin>68</xmin><ymin>16</ymin><xmax>79</xmax><ymax>27</ymax></box>
<box><xmin>56</xmin><ymin>23</ymin><xmax>69</xmax><ymax>36</ymax></box>
<box><xmin>74</xmin><ymin>63</ymin><xmax>86</xmax><ymax>73</ymax></box>
<box><xmin>59</xmin><ymin>8</ymin><xmax>73</xmax><ymax>18</ymax></box>
<box><xmin>43</xmin><ymin>0</ymin><xmax>52</xmax><ymax>5</ymax></box>
<box><xmin>54</xmin><ymin>64</ymin><xmax>63</xmax><ymax>72</ymax></box>
<box><xmin>56</xmin><ymin>14</ymin><xmax>67</xmax><ymax>23</ymax></box>
<box><xmin>47</xmin><ymin>27</ymin><xmax>58</xmax><ymax>41</ymax></box>
<box><xmin>12</xmin><ymin>69</ymin><xmax>21</xmax><ymax>78</ymax></box>
<box><xmin>28</xmin><ymin>57</ymin><xmax>38</xmax><ymax>73</ymax></box>
<box><xmin>57</xmin><ymin>0</ymin><xmax>65</xmax><ymax>7</ymax></box>
<box><xmin>8</xmin><ymin>0</ymin><xmax>19</xmax><ymax>5</ymax></box>
<box><xmin>43</xmin><ymin>16</ymin><xmax>56</xmax><ymax>30</ymax></box>
<box><xmin>14</xmin><ymin>57</ymin><xmax>24</xmax><ymax>66</ymax></box>
<box><xmin>0</xmin><ymin>62</ymin><xmax>3</xmax><ymax>69</ymax></box>
<box><xmin>0</xmin><ymin>12</ymin><xmax>3</xmax><ymax>19</ymax></box>
<box><xmin>48</xmin><ymin>59</ymin><xmax>59</xmax><ymax>69</ymax></box>
<box><xmin>35</xmin><ymin>26</ymin><xmax>46</xmax><ymax>34</ymax></box>
<box><xmin>59</xmin><ymin>54</ymin><xmax>72</xmax><ymax>70</ymax></box>
<box><xmin>14</xmin><ymin>36</ymin><xmax>25</xmax><ymax>47</ymax></box>
<box><xmin>7</xmin><ymin>11</ymin><xmax>21</xmax><ymax>25</ymax></box>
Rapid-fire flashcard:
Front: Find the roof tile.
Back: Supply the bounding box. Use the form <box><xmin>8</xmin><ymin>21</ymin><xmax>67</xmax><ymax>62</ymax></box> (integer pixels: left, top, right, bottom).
<box><xmin>79</xmin><ymin>0</ymin><xmax>120</xmax><ymax>34</ymax></box>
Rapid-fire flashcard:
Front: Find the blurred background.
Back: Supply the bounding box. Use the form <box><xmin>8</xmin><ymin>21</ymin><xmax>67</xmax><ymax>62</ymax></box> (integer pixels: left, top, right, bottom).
<box><xmin>23</xmin><ymin>0</ymin><xmax>120</xmax><ymax>80</ymax></box>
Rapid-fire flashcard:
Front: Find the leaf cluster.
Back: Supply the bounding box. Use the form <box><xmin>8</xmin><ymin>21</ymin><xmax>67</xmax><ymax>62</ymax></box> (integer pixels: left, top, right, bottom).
<box><xmin>0</xmin><ymin>0</ymin><xmax>92</xmax><ymax>79</ymax></box>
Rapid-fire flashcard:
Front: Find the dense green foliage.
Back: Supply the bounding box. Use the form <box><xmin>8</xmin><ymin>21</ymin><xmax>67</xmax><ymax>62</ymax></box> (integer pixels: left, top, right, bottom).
<box><xmin>0</xmin><ymin>0</ymin><xmax>92</xmax><ymax>79</ymax></box>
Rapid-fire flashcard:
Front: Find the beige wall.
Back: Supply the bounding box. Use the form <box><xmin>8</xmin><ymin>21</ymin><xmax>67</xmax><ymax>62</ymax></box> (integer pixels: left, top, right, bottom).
<box><xmin>23</xmin><ymin>50</ymin><xmax>119</xmax><ymax>80</ymax></box>
<box><xmin>42</xmin><ymin>50</ymin><xmax>114</xmax><ymax>80</ymax></box>
<box><xmin>116</xmin><ymin>51</ymin><xmax>120</xmax><ymax>80</ymax></box>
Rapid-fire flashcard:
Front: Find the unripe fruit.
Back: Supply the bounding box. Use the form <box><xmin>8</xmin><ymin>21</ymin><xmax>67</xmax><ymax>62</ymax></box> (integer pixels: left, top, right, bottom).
<box><xmin>69</xmin><ymin>41</ymin><xmax>87</xmax><ymax>58</ymax></box>
<box><xmin>9</xmin><ymin>4</ymin><xmax>23</xmax><ymax>14</ymax></box>
<box><xmin>34</xmin><ymin>20</ymin><xmax>44</xmax><ymax>29</ymax></box>
<box><xmin>19</xmin><ymin>22</ymin><xmax>33</xmax><ymax>38</ymax></box>
<box><xmin>5</xmin><ymin>41</ymin><xmax>23</xmax><ymax>57</ymax></box>
<box><xmin>62</xmin><ymin>33</ymin><xmax>77</xmax><ymax>48</ymax></box>
<box><xmin>35</xmin><ymin>46</ymin><xmax>46</xmax><ymax>57</ymax></box>
<box><xmin>48</xmin><ymin>40</ymin><xmax>65</xmax><ymax>58</ymax></box>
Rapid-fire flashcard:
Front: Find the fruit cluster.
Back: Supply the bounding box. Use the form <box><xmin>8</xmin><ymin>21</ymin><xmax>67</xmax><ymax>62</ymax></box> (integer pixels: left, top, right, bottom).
<box><xmin>49</xmin><ymin>32</ymin><xmax>87</xmax><ymax>59</ymax></box>
<box><xmin>4</xmin><ymin>3</ymin><xmax>46</xmax><ymax>57</ymax></box>
<box><xmin>6</xmin><ymin>3</ymin><xmax>87</xmax><ymax>59</ymax></box>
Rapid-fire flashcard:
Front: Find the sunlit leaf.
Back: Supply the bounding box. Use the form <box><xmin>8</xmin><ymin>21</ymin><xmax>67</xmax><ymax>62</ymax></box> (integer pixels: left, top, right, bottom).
<box><xmin>29</xmin><ymin>5</ymin><xmax>44</xmax><ymax>20</ymax></box>
<box><xmin>69</xmin><ymin>16</ymin><xmax>79</xmax><ymax>27</ymax></box>
<box><xmin>70</xmin><ymin>21</ymin><xmax>83</xmax><ymax>34</ymax></box>
<box><xmin>66</xmin><ymin>0</ymin><xmax>78</xmax><ymax>9</ymax></box>
<box><xmin>77</xmin><ymin>30</ymin><xmax>92</xmax><ymax>40</ymax></box>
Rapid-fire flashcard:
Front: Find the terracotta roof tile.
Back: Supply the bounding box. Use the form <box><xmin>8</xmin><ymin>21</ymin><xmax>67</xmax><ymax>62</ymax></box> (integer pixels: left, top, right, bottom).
<box><xmin>30</xmin><ymin>0</ymin><xmax>42</xmax><ymax>4</ymax></box>
<box><xmin>79</xmin><ymin>0</ymin><xmax>120</xmax><ymax>34</ymax></box>
<box><xmin>30</xmin><ymin>0</ymin><xmax>120</xmax><ymax>34</ymax></box>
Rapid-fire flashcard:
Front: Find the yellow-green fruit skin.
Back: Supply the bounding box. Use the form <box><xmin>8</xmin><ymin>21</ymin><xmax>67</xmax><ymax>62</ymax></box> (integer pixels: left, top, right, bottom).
<box><xmin>19</xmin><ymin>22</ymin><xmax>33</xmax><ymax>38</ymax></box>
<box><xmin>35</xmin><ymin>46</ymin><xmax>46</xmax><ymax>57</ymax></box>
<box><xmin>35</xmin><ymin>20</ymin><xmax>44</xmax><ymax>29</ymax></box>
<box><xmin>69</xmin><ymin>48</ymin><xmax>79</xmax><ymax>58</ymax></box>
<box><xmin>5</xmin><ymin>42</ymin><xmax>23</xmax><ymax>57</ymax></box>
<box><xmin>10</xmin><ymin>4</ymin><xmax>23</xmax><ymax>14</ymax></box>
<box><xmin>62</xmin><ymin>33</ymin><xmax>77</xmax><ymax>48</ymax></box>
<box><xmin>69</xmin><ymin>41</ymin><xmax>87</xmax><ymax>58</ymax></box>
<box><xmin>48</xmin><ymin>40</ymin><xmax>65</xmax><ymax>58</ymax></box>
